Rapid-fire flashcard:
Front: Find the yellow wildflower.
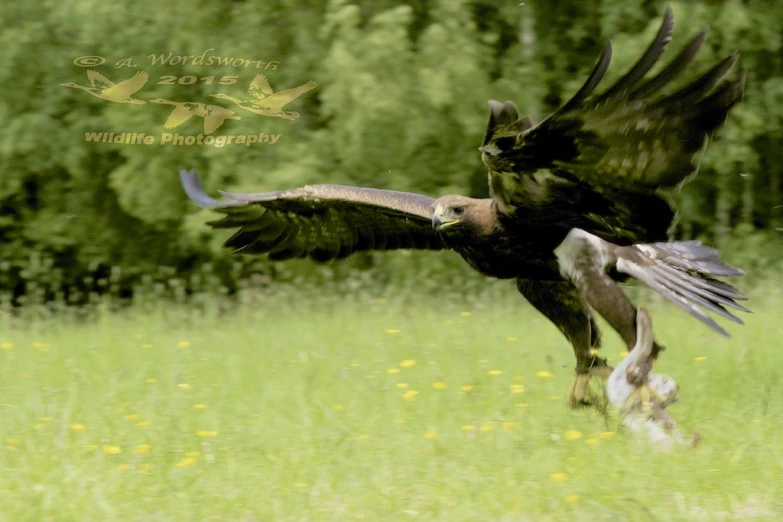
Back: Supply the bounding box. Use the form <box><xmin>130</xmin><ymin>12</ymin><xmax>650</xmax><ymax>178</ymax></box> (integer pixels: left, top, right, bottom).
<box><xmin>193</xmin><ymin>404</ymin><xmax>207</xmax><ymax>410</ymax></box>
<box><xmin>118</xmin><ymin>464</ymin><xmax>129</xmax><ymax>471</ymax></box>
<box><xmin>385</xmin><ymin>329</ymin><xmax>400</xmax><ymax>335</ymax></box>
<box><xmin>294</xmin><ymin>482</ymin><xmax>308</xmax><ymax>488</ymax></box>
<box><xmin>461</xmin><ymin>425</ymin><xmax>475</xmax><ymax>433</ymax></box>
<box><xmin>177</xmin><ymin>341</ymin><xmax>189</xmax><ymax>349</ymax></box>
<box><xmin>460</xmin><ymin>311</ymin><xmax>471</xmax><ymax>317</ymax></box>
<box><xmin>423</xmin><ymin>429</ymin><xmax>437</xmax><ymax>439</ymax></box>
<box><xmin>186</xmin><ymin>451</ymin><xmax>200</xmax><ymax>457</ymax></box>
<box><xmin>395</xmin><ymin>382</ymin><xmax>409</xmax><ymax>389</ymax></box>
<box><xmin>511</xmin><ymin>384</ymin><xmax>525</xmax><ymax>394</ymax></box>
<box><xmin>565</xmin><ymin>494</ymin><xmax>580</xmax><ymax>503</ymax></box>
<box><xmin>71</xmin><ymin>423</ymin><xmax>86</xmax><ymax>432</ymax></box>
<box><xmin>399</xmin><ymin>359</ymin><xmax>416</xmax><ymax>368</ymax></box>
<box><xmin>487</xmin><ymin>370</ymin><xmax>503</xmax><ymax>376</ymax></box>
<box><xmin>146</xmin><ymin>378</ymin><xmax>157</xmax><ymax>384</ymax></box>
<box><xmin>460</xmin><ymin>385</ymin><xmax>475</xmax><ymax>392</ymax></box>
<box><xmin>516</xmin><ymin>403</ymin><xmax>529</xmax><ymax>408</ymax></box>
<box><xmin>136</xmin><ymin>421</ymin><xmax>149</xmax><ymax>428</ymax></box>
<box><xmin>693</xmin><ymin>356</ymin><xmax>707</xmax><ymax>362</ymax></box>
<box><xmin>503</xmin><ymin>422</ymin><xmax>519</xmax><ymax>430</ymax></box>
<box><xmin>102</xmin><ymin>444</ymin><xmax>122</xmax><ymax>455</ymax></box>
<box><xmin>142</xmin><ymin>344</ymin><xmax>153</xmax><ymax>349</ymax></box>
<box><xmin>506</xmin><ymin>337</ymin><xmax>517</xmax><ymax>342</ymax></box>
<box><xmin>178</xmin><ymin>383</ymin><xmax>192</xmax><ymax>390</ymax></box>
<box><xmin>432</xmin><ymin>381</ymin><xmax>448</xmax><ymax>390</ymax></box>
<box><xmin>550</xmin><ymin>472</ymin><xmax>568</xmax><ymax>483</ymax></box>
<box><xmin>536</xmin><ymin>370</ymin><xmax>552</xmax><ymax>378</ymax></box>
<box><xmin>619</xmin><ymin>350</ymin><xmax>629</xmax><ymax>357</ymax></box>
<box><xmin>479</xmin><ymin>424</ymin><xmax>495</xmax><ymax>433</ymax></box>
<box><xmin>332</xmin><ymin>404</ymin><xmax>344</xmax><ymax>411</ymax></box>
<box><xmin>196</xmin><ymin>430</ymin><xmax>218</xmax><ymax>438</ymax></box>
<box><xmin>175</xmin><ymin>457</ymin><xmax>196</xmax><ymax>468</ymax></box>
<box><xmin>402</xmin><ymin>390</ymin><xmax>419</xmax><ymax>401</ymax></box>
<box><xmin>136</xmin><ymin>444</ymin><xmax>151</xmax><ymax>455</ymax></box>
<box><xmin>125</xmin><ymin>414</ymin><xmax>141</xmax><ymax>422</ymax></box>
<box><xmin>565</xmin><ymin>430</ymin><xmax>583</xmax><ymax>441</ymax></box>
<box><xmin>386</xmin><ymin>368</ymin><xmax>400</xmax><ymax>374</ymax></box>
<box><xmin>585</xmin><ymin>437</ymin><xmax>598</xmax><ymax>445</ymax></box>
<box><xmin>0</xmin><ymin>341</ymin><xmax>12</xmax><ymax>349</ymax></box>
<box><xmin>599</xmin><ymin>431</ymin><xmax>616</xmax><ymax>439</ymax></box>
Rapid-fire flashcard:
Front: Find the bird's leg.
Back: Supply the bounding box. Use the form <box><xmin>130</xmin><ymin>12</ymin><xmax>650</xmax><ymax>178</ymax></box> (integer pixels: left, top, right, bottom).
<box><xmin>554</xmin><ymin>229</ymin><xmax>667</xmax><ymax>362</ymax></box>
<box><xmin>517</xmin><ymin>279</ymin><xmax>612</xmax><ymax>409</ymax></box>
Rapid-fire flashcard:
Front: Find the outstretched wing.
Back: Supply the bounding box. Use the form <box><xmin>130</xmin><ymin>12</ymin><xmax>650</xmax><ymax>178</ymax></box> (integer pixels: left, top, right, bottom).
<box><xmin>482</xmin><ymin>7</ymin><xmax>745</xmax><ymax>214</ymax></box>
<box><xmin>248</xmin><ymin>74</ymin><xmax>274</xmax><ymax>100</ymax></box>
<box><xmin>86</xmin><ymin>69</ymin><xmax>115</xmax><ymax>90</ymax></box>
<box><xmin>103</xmin><ymin>71</ymin><xmax>149</xmax><ymax>97</ymax></box>
<box><xmin>180</xmin><ymin>170</ymin><xmax>446</xmax><ymax>261</ymax></box>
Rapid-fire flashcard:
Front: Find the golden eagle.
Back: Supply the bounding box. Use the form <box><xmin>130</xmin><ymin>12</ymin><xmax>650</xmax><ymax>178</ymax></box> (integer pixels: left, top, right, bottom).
<box><xmin>180</xmin><ymin>8</ymin><xmax>749</xmax><ymax>408</ymax></box>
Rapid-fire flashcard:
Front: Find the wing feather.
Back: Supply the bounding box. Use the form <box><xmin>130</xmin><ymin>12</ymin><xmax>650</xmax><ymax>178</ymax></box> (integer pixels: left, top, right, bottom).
<box><xmin>556</xmin><ymin>42</ymin><xmax>613</xmax><ymax>115</ymax></box>
<box><xmin>180</xmin><ymin>170</ymin><xmax>446</xmax><ymax>261</ymax></box>
<box><xmin>481</xmin><ymin>8</ymin><xmax>745</xmax><ymax>235</ymax></box>
<box><xmin>592</xmin><ymin>6</ymin><xmax>674</xmax><ymax>104</ymax></box>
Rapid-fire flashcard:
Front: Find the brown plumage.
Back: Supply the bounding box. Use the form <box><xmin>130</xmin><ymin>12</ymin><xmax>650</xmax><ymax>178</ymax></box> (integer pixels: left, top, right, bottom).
<box><xmin>180</xmin><ymin>8</ymin><xmax>750</xmax><ymax>409</ymax></box>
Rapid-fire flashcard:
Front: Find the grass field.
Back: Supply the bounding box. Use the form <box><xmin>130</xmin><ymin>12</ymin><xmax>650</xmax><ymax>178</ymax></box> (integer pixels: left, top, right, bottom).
<box><xmin>1</xmin><ymin>282</ymin><xmax>781</xmax><ymax>521</ymax></box>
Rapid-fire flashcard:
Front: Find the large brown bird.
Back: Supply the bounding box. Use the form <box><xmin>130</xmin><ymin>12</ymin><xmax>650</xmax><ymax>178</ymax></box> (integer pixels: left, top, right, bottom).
<box><xmin>180</xmin><ymin>8</ymin><xmax>750</xmax><ymax>408</ymax></box>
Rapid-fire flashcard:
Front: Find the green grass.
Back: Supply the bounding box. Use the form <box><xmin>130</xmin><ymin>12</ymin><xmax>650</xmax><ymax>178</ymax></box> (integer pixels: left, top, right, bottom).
<box><xmin>1</xmin><ymin>283</ymin><xmax>782</xmax><ymax>521</ymax></box>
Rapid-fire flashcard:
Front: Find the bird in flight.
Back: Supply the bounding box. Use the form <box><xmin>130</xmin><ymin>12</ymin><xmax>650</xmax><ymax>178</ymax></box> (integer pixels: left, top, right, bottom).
<box><xmin>180</xmin><ymin>8</ymin><xmax>749</xmax><ymax>409</ymax></box>
<box><xmin>149</xmin><ymin>99</ymin><xmax>241</xmax><ymax>135</ymax></box>
<box><xmin>61</xmin><ymin>70</ymin><xmax>149</xmax><ymax>104</ymax></box>
<box><xmin>210</xmin><ymin>74</ymin><xmax>318</xmax><ymax>120</ymax></box>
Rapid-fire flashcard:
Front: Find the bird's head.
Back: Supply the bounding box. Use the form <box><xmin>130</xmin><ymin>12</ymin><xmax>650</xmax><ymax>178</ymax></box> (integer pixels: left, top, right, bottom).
<box><xmin>478</xmin><ymin>100</ymin><xmax>532</xmax><ymax>172</ymax></box>
<box><xmin>431</xmin><ymin>196</ymin><xmax>489</xmax><ymax>233</ymax></box>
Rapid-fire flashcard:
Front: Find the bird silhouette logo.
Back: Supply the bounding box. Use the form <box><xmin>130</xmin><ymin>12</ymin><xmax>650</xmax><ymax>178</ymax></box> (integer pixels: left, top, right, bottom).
<box><xmin>63</xmin><ymin>66</ymin><xmax>317</xmax><ymax>133</ymax></box>
<box><xmin>62</xmin><ymin>70</ymin><xmax>149</xmax><ymax>104</ymax></box>
<box><xmin>210</xmin><ymin>74</ymin><xmax>318</xmax><ymax>120</ymax></box>
<box><xmin>149</xmin><ymin>99</ymin><xmax>241</xmax><ymax>135</ymax></box>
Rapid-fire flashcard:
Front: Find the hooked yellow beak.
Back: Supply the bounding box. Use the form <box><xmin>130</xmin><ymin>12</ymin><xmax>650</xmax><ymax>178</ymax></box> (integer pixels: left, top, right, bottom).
<box><xmin>432</xmin><ymin>204</ymin><xmax>458</xmax><ymax>230</ymax></box>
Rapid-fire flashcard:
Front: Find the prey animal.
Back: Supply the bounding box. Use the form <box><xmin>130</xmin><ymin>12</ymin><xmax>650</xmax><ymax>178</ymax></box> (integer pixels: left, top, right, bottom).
<box><xmin>607</xmin><ymin>307</ymin><xmax>701</xmax><ymax>450</ymax></box>
<box><xmin>180</xmin><ymin>8</ymin><xmax>750</xmax><ymax>408</ymax></box>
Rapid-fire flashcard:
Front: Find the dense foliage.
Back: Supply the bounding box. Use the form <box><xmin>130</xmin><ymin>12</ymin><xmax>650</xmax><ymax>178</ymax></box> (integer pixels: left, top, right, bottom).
<box><xmin>0</xmin><ymin>0</ymin><xmax>780</xmax><ymax>303</ymax></box>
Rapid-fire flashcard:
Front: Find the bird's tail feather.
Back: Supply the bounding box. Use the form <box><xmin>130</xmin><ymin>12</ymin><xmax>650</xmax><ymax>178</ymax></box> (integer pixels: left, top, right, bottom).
<box><xmin>616</xmin><ymin>241</ymin><xmax>750</xmax><ymax>337</ymax></box>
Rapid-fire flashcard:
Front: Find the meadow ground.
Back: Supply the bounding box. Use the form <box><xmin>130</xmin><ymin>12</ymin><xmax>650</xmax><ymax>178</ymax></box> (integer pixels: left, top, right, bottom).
<box><xmin>0</xmin><ymin>281</ymin><xmax>781</xmax><ymax>521</ymax></box>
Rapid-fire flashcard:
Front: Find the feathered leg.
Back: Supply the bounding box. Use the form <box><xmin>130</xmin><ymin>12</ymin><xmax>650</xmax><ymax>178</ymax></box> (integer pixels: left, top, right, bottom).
<box><xmin>553</xmin><ymin>234</ymin><xmax>669</xmax><ymax>367</ymax></box>
<box><xmin>554</xmin><ymin>229</ymin><xmax>749</xmax><ymax>366</ymax></box>
<box><xmin>517</xmin><ymin>279</ymin><xmax>611</xmax><ymax>408</ymax></box>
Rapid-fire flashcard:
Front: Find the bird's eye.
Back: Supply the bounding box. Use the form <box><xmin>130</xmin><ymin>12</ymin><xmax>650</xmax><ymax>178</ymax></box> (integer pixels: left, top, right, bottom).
<box><xmin>453</xmin><ymin>206</ymin><xmax>465</xmax><ymax>216</ymax></box>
